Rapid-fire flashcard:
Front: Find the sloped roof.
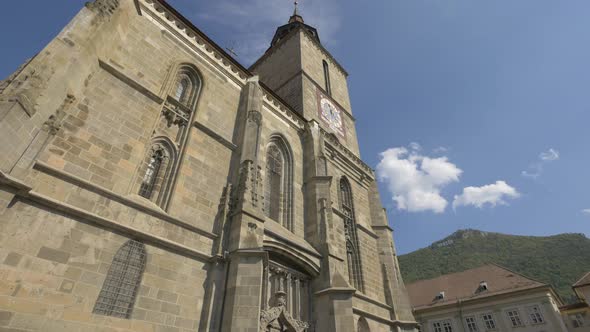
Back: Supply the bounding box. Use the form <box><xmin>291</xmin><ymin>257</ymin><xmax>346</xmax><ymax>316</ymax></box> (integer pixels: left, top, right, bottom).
<box><xmin>573</xmin><ymin>271</ymin><xmax>590</xmax><ymax>288</ymax></box>
<box><xmin>406</xmin><ymin>264</ymin><xmax>547</xmax><ymax>310</ymax></box>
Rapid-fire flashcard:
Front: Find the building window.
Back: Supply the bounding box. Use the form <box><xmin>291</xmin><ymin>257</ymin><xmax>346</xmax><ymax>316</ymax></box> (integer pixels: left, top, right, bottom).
<box><xmin>93</xmin><ymin>240</ymin><xmax>146</xmax><ymax>319</ymax></box>
<box><xmin>357</xmin><ymin>317</ymin><xmax>370</xmax><ymax>332</ymax></box>
<box><xmin>175</xmin><ymin>77</ymin><xmax>189</xmax><ymax>102</ymax></box>
<box><xmin>433</xmin><ymin>320</ymin><xmax>453</xmax><ymax>332</ymax></box>
<box><xmin>506</xmin><ymin>309</ymin><xmax>524</xmax><ymax>327</ymax></box>
<box><xmin>263</xmin><ymin>138</ymin><xmax>293</xmax><ymax>231</ymax></box>
<box><xmin>339</xmin><ymin>177</ymin><xmax>364</xmax><ymax>292</ymax></box>
<box><xmin>482</xmin><ymin>313</ymin><xmax>497</xmax><ymax>330</ymax></box>
<box><xmin>571</xmin><ymin>313</ymin><xmax>585</xmax><ymax>328</ymax></box>
<box><xmin>139</xmin><ymin>148</ymin><xmax>164</xmax><ymax>199</ymax></box>
<box><xmin>172</xmin><ymin>68</ymin><xmax>200</xmax><ymax>106</ymax></box>
<box><xmin>138</xmin><ymin>141</ymin><xmax>175</xmax><ymax>206</ymax></box>
<box><xmin>465</xmin><ymin>316</ymin><xmax>479</xmax><ymax>332</ymax></box>
<box><xmin>527</xmin><ymin>305</ymin><xmax>545</xmax><ymax>324</ymax></box>
<box><xmin>323</xmin><ymin>60</ymin><xmax>331</xmax><ymax>96</ymax></box>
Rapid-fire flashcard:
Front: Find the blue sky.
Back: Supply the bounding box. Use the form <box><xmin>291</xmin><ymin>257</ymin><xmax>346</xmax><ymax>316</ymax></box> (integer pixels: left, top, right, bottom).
<box><xmin>2</xmin><ymin>1</ymin><xmax>590</xmax><ymax>254</ymax></box>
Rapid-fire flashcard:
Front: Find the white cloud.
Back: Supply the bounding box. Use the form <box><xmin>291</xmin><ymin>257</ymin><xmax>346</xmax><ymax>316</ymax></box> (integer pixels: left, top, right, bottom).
<box><xmin>190</xmin><ymin>0</ymin><xmax>342</xmax><ymax>65</ymax></box>
<box><xmin>433</xmin><ymin>146</ymin><xmax>449</xmax><ymax>154</ymax></box>
<box><xmin>539</xmin><ymin>148</ymin><xmax>559</xmax><ymax>161</ymax></box>
<box><xmin>522</xmin><ymin>148</ymin><xmax>560</xmax><ymax>179</ymax></box>
<box><xmin>409</xmin><ymin>142</ymin><xmax>422</xmax><ymax>151</ymax></box>
<box><xmin>376</xmin><ymin>146</ymin><xmax>462</xmax><ymax>213</ymax></box>
<box><xmin>452</xmin><ymin>181</ymin><xmax>520</xmax><ymax>209</ymax></box>
<box><xmin>582</xmin><ymin>209</ymin><xmax>590</xmax><ymax>216</ymax></box>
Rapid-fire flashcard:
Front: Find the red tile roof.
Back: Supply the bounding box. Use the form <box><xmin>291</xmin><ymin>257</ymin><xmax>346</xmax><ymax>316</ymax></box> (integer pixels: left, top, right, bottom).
<box><xmin>573</xmin><ymin>272</ymin><xmax>590</xmax><ymax>288</ymax></box>
<box><xmin>406</xmin><ymin>264</ymin><xmax>547</xmax><ymax>310</ymax></box>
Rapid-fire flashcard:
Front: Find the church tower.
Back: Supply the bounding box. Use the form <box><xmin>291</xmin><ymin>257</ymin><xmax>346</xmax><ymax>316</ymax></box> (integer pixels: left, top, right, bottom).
<box><xmin>249</xmin><ymin>5</ymin><xmax>419</xmax><ymax>332</ymax></box>
<box><xmin>251</xmin><ymin>4</ymin><xmax>361</xmax><ymax>155</ymax></box>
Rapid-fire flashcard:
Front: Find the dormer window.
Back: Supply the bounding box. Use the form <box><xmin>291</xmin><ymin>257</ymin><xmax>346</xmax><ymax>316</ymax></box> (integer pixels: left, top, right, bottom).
<box><xmin>434</xmin><ymin>291</ymin><xmax>445</xmax><ymax>301</ymax></box>
<box><xmin>477</xmin><ymin>281</ymin><xmax>489</xmax><ymax>293</ymax></box>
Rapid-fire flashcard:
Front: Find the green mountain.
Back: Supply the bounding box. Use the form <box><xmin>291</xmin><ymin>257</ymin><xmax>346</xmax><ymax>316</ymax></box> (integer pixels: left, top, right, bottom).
<box><xmin>398</xmin><ymin>229</ymin><xmax>590</xmax><ymax>303</ymax></box>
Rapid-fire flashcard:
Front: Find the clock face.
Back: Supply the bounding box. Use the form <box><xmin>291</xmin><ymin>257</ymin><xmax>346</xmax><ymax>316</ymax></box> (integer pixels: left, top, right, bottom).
<box><xmin>317</xmin><ymin>91</ymin><xmax>345</xmax><ymax>138</ymax></box>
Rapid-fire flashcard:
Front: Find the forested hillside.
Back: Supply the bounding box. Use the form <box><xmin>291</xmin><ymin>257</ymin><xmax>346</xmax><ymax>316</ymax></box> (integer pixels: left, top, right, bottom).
<box><xmin>399</xmin><ymin>229</ymin><xmax>590</xmax><ymax>302</ymax></box>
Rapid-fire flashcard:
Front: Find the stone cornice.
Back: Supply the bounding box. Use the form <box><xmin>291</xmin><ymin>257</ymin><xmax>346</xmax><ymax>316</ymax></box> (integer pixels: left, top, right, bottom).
<box><xmin>142</xmin><ymin>0</ymin><xmax>306</xmax><ymax>129</ymax></box>
<box><xmin>413</xmin><ymin>284</ymin><xmax>553</xmax><ymax>314</ymax></box>
<box><xmin>146</xmin><ymin>0</ymin><xmax>249</xmax><ymax>83</ymax></box>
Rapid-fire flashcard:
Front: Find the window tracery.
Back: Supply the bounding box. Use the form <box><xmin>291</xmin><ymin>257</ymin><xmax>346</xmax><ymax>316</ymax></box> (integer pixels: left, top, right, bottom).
<box><xmin>339</xmin><ymin>177</ymin><xmax>364</xmax><ymax>292</ymax></box>
<box><xmin>93</xmin><ymin>240</ymin><xmax>146</xmax><ymax>319</ymax></box>
<box><xmin>263</xmin><ymin>138</ymin><xmax>293</xmax><ymax>231</ymax></box>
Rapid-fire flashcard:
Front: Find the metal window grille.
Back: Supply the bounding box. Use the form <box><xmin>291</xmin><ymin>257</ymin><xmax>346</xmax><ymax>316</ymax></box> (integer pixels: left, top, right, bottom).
<box><xmin>93</xmin><ymin>240</ymin><xmax>146</xmax><ymax>319</ymax></box>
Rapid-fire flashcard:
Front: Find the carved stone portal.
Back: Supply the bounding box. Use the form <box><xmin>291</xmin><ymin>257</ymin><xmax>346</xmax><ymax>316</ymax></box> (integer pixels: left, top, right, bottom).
<box><xmin>260</xmin><ymin>291</ymin><xmax>309</xmax><ymax>332</ymax></box>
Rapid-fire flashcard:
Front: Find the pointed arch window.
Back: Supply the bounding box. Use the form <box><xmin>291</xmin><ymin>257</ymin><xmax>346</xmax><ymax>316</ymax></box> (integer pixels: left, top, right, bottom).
<box><xmin>264</xmin><ymin>138</ymin><xmax>293</xmax><ymax>231</ymax></box>
<box><xmin>173</xmin><ymin>68</ymin><xmax>200</xmax><ymax>107</ymax></box>
<box><xmin>138</xmin><ymin>140</ymin><xmax>176</xmax><ymax>206</ymax></box>
<box><xmin>175</xmin><ymin>77</ymin><xmax>190</xmax><ymax>102</ymax></box>
<box><xmin>323</xmin><ymin>60</ymin><xmax>332</xmax><ymax>96</ymax></box>
<box><xmin>340</xmin><ymin>177</ymin><xmax>364</xmax><ymax>291</ymax></box>
<box><xmin>93</xmin><ymin>240</ymin><xmax>146</xmax><ymax>319</ymax></box>
<box><xmin>358</xmin><ymin>317</ymin><xmax>371</xmax><ymax>332</ymax></box>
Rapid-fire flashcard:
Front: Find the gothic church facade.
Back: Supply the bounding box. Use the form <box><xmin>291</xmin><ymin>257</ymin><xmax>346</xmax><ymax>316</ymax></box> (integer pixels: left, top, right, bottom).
<box><xmin>0</xmin><ymin>0</ymin><xmax>417</xmax><ymax>331</ymax></box>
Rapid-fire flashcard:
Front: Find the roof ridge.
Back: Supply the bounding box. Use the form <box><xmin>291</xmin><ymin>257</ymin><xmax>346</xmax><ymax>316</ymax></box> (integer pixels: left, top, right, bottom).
<box><xmin>573</xmin><ymin>271</ymin><xmax>590</xmax><ymax>287</ymax></box>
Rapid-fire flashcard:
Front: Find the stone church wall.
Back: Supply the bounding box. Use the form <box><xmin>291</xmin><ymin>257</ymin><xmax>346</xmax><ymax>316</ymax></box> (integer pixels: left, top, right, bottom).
<box><xmin>0</xmin><ymin>199</ymin><xmax>208</xmax><ymax>331</ymax></box>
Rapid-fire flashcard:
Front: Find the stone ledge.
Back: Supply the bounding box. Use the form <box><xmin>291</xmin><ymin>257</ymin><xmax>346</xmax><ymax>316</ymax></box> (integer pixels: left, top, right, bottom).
<box><xmin>371</xmin><ymin>224</ymin><xmax>394</xmax><ymax>233</ymax></box>
<box><xmin>33</xmin><ymin>161</ymin><xmax>217</xmax><ymax>240</ymax></box>
<box><xmin>314</xmin><ymin>287</ymin><xmax>356</xmax><ymax>297</ymax></box>
<box><xmin>98</xmin><ymin>59</ymin><xmax>163</xmax><ymax>104</ymax></box>
<box><xmin>13</xmin><ymin>188</ymin><xmax>212</xmax><ymax>262</ymax></box>
<box><xmin>353</xmin><ymin>292</ymin><xmax>392</xmax><ymax>311</ymax></box>
<box><xmin>352</xmin><ymin>307</ymin><xmax>418</xmax><ymax>327</ymax></box>
<box><xmin>193</xmin><ymin>120</ymin><xmax>236</xmax><ymax>151</ymax></box>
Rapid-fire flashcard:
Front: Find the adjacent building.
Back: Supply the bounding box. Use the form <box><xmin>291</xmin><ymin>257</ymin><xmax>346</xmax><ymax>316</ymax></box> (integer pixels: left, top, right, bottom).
<box><xmin>406</xmin><ymin>264</ymin><xmax>568</xmax><ymax>332</ymax></box>
<box><xmin>560</xmin><ymin>272</ymin><xmax>590</xmax><ymax>331</ymax></box>
<box><xmin>0</xmin><ymin>0</ymin><xmax>418</xmax><ymax>331</ymax></box>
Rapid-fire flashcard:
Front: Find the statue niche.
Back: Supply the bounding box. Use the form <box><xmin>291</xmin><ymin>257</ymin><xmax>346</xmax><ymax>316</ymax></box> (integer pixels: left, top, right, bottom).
<box><xmin>260</xmin><ymin>260</ymin><xmax>311</xmax><ymax>332</ymax></box>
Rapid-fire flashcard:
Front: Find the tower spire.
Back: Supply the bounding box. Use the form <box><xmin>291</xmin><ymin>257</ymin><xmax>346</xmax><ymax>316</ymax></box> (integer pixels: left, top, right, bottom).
<box><xmin>289</xmin><ymin>0</ymin><xmax>304</xmax><ymax>23</ymax></box>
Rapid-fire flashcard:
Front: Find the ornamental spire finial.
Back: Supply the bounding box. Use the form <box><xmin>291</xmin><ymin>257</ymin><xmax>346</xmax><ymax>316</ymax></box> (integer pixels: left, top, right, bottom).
<box><xmin>288</xmin><ymin>0</ymin><xmax>304</xmax><ymax>23</ymax></box>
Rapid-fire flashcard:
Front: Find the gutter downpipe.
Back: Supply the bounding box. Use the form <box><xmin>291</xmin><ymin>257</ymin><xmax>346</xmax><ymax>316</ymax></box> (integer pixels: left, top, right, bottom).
<box><xmin>458</xmin><ymin>299</ymin><xmax>466</xmax><ymax>332</ymax></box>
